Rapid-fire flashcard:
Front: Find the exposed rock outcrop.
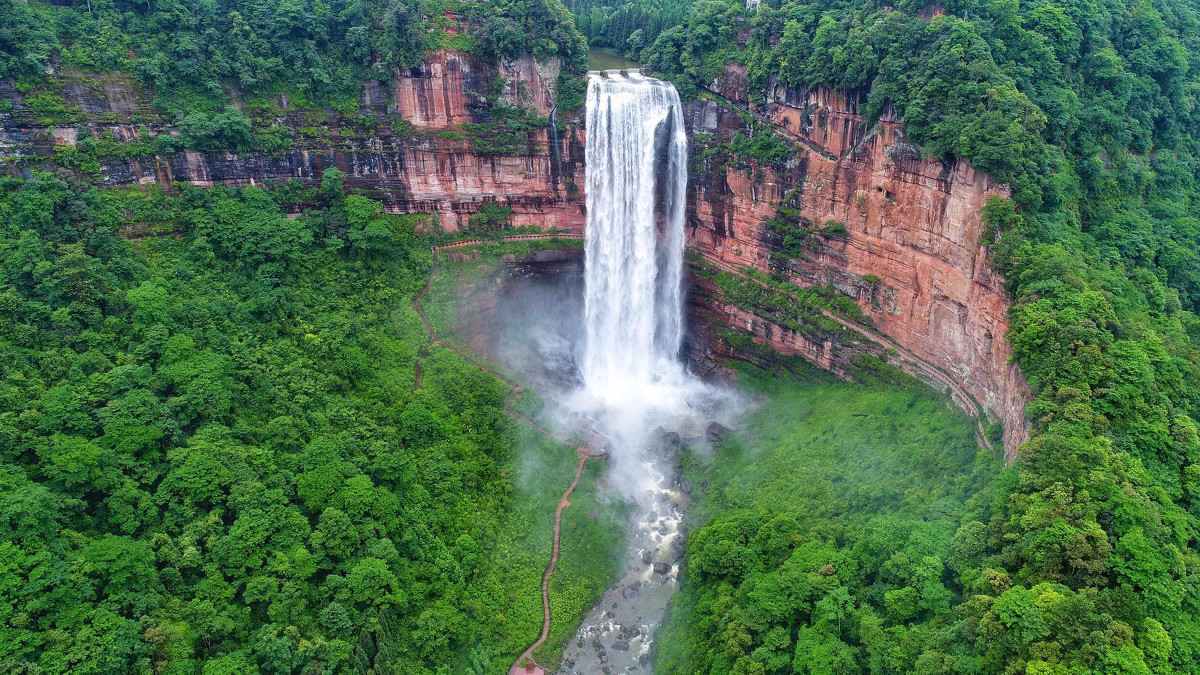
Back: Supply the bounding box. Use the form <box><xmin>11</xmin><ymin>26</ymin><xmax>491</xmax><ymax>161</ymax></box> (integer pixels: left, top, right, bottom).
<box><xmin>1</xmin><ymin>53</ymin><xmax>586</xmax><ymax>234</ymax></box>
<box><xmin>394</xmin><ymin>51</ymin><xmax>488</xmax><ymax>128</ymax></box>
<box><xmin>0</xmin><ymin>52</ymin><xmax>1030</xmax><ymax>456</ymax></box>
<box><xmin>682</xmin><ymin>81</ymin><xmax>1030</xmax><ymax>456</ymax></box>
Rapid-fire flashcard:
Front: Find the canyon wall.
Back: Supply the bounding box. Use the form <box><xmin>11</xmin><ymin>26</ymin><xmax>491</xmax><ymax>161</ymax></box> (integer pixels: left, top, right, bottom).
<box><xmin>0</xmin><ymin>53</ymin><xmax>1029</xmax><ymax>456</ymax></box>
<box><xmin>0</xmin><ymin>51</ymin><xmax>586</xmax><ymax>234</ymax></box>
<box><xmin>687</xmin><ymin>66</ymin><xmax>1030</xmax><ymax>455</ymax></box>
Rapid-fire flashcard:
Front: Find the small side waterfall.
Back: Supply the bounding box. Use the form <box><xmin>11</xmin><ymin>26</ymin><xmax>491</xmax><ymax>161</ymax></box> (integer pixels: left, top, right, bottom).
<box><xmin>548</xmin><ymin>105</ymin><xmax>564</xmax><ymax>190</ymax></box>
<box><xmin>582</xmin><ymin>74</ymin><xmax>688</xmax><ymax>398</ymax></box>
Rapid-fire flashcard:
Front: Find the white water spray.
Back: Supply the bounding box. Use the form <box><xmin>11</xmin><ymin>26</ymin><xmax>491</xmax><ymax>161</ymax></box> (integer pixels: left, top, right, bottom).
<box><xmin>582</xmin><ymin>73</ymin><xmax>688</xmax><ymax>401</ymax></box>
<box><xmin>560</xmin><ymin>72</ymin><xmax>741</xmax><ymax>674</ymax></box>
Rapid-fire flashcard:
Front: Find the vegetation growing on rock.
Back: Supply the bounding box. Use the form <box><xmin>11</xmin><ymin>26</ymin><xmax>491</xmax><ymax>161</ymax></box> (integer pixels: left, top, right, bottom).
<box><xmin>571</xmin><ymin>0</ymin><xmax>1200</xmax><ymax>672</ymax></box>
<box><xmin>5</xmin><ymin>0</ymin><xmax>1200</xmax><ymax>672</ymax></box>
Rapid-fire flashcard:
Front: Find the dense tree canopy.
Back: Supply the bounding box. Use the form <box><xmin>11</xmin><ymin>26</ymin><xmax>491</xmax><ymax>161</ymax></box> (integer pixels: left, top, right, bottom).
<box><xmin>0</xmin><ymin>173</ymin><xmax>589</xmax><ymax>673</ymax></box>
<box><xmin>0</xmin><ymin>0</ymin><xmax>586</xmax><ymax>112</ymax></box>
<box><xmin>6</xmin><ymin>0</ymin><xmax>1200</xmax><ymax>671</ymax></box>
<box><xmin>601</xmin><ymin>0</ymin><xmax>1200</xmax><ymax>672</ymax></box>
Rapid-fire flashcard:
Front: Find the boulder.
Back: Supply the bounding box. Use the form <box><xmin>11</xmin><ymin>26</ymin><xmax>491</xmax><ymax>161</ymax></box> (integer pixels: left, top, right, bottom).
<box><xmin>653</xmin><ymin>561</ymin><xmax>671</xmax><ymax>575</ymax></box>
<box><xmin>706</xmin><ymin>421</ymin><xmax>729</xmax><ymax>442</ymax></box>
<box><xmin>657</xmin><ymin>429</ymin><xmax>684</xmax><ymax>450</ymax></box>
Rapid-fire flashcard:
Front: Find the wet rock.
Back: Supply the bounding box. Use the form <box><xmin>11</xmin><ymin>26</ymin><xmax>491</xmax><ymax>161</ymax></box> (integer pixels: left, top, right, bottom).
<box><xmin>653</xmin><ymin>561</ymin><xmax>670</xmax><ymax>575</ymax></box>
<box><xmin>657</xmin><ymin>428</ymin><xmax>684</xmax><ymax>450</ymax></box>
<box><xmin>679</xmin><ymin>478</ymin><xmax>693</xmax><ymax>494</ymax></box>
<box><xmin>640</xmin><ymin>550</ymin><xmax>653</xmax><ymax>565</ymax></box>
<box><xmin>613</xmin><ymin>639</ymin><xmax>631</xmax><ymax>651</ymax></box>
<box><xmin>622</xmin><ymin>582</ymin><xmax>642</xmax><ymax>598</ymax></box>
<box><xmin>647</xmin><ymin>510</ymin><xmax>658</xmax><ymax>521</ymax></box>
<box><xmin>706</xmin><ymin>421</ymin><xmax>729</xmax><ymax>442</ymax></box>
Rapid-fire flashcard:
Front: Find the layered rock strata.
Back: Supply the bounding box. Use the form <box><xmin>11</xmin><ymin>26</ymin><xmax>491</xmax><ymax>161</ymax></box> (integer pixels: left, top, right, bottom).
<box><xmin>687</xmin><ymin>65</ymin><xmax>1029</xmax><ymax>455</ymax></box>
<box><xmin>0</xmin><ymin>53</ymin><xmax>1029</xmax><ymax>455</ymax></box>
<box><xmin>0</xmin><ymin>51</ymin><xmax>585</xmax><ymax>233</ymax></box>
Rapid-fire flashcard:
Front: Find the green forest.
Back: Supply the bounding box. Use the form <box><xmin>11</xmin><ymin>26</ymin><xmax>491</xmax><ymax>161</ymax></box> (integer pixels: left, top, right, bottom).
<box><xmin>0</xmin><ymin>0</ymin><xmax>585</xmax><ymax>113</ymax></box>
<box><xmin>5</xmin><ymin>0</ymin><xmax>1200</xmax><ymax>672</ymax></box>
<box><xmin>657</xmin><ymin>368</ymin><xmax>1003</xmax><ymax>673</ymax></box>
<box><xmin>615</xmin><ymin>0</ymin><xmax>1200</xmax><ymax>673</ymax></box>
<box><xmin>0</xmin><ymin>173</ymin><xmax>627</xmax><ymax>673</ymax></box>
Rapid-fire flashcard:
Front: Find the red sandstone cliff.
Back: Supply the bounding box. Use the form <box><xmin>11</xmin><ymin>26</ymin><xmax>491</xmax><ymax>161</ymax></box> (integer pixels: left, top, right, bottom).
<box><xmin>0</xmin><ymin>51</ymin><xmax>586</xmax><ymax>234</ymax></box>
<box><xmin>0</xmin><ymin>53</ymin><xmax>1029</xmax><ymax>455</ymax></box>
<box><xmin>687</xmin><ymin>65</ymin><xmax>1030</xmax><ymax>455</ymax></box>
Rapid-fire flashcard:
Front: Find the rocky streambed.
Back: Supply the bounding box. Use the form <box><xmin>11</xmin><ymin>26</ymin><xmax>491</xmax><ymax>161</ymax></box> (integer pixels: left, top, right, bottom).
<box><xmin>558</xmin><ymin>420</ymin><xmax>729</xmax><ymax>674</ymax></box>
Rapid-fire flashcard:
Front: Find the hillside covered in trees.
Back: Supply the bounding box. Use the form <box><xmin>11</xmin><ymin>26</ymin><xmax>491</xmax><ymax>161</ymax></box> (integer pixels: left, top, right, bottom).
<box><xmin>0</xmin><ymin>168</ymin><xmax>630</xmax><ymax>673</ymax></box>
<box><xmin>1</xmin><ymin>0</ymin><xmax>585</xmax><ymax>114</ymax></box>
<box><xmin>585</xmin><ymin>0</ymin><xmax>1200</xmax><ymax>673</ymax></box>
<box><xmin>5</xmin><ymin>0</ymin><xmax>1200</xmax><ymax>673</ymax></box>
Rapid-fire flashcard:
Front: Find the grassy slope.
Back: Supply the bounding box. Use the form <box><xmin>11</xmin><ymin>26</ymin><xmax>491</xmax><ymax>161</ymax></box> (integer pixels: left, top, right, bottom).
<box><xmin>534</xmin><ymin>459</ymin><xmax>629</xmax><ymax>670</ymax></box>
<box><xmin>466</xmin><ymin>425</ymin><xmax>611</xmax><ymax>668</ymax></box>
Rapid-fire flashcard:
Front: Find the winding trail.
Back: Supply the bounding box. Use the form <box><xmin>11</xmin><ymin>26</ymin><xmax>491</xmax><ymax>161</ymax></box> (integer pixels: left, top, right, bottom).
<box><xmin>514</xmin><ymin>453</ymin><xmax>587</xmax><ymax>674</ymax></box>
<box><xmin>409</xmin><ymin>234</ymin><xmax>593</xmax><ymax>674</ymax></box>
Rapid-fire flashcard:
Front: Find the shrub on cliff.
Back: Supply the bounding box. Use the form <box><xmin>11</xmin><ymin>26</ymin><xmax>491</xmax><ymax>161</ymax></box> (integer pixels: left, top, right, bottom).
<box><xmin>176</xmin><ymin>108</ymin><xmax>254</xmax><ymax>153</ymax></box>
<box><xmin>726</xmin><ymin>129</ymin><xmax>792</xmax><ymax>167</ymax></box>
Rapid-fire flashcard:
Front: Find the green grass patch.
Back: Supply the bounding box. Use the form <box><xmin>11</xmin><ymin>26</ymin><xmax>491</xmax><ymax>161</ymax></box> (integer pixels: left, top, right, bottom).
<box><xmin>534</xmin><ymin>459</ymin><xmax>629</xmax><ymax>669</ymax></box>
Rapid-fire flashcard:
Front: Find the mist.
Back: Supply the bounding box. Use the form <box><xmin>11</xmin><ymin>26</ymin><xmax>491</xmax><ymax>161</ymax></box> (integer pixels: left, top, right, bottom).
<box><xmin>455</xmin><ymin>73</ymin><xmax>749</xmax><ymax>672</ymax></box>
<box><xmin>476</xmin><ymin>253</ymin><xmax>744</xmax><ymax>672</ymax></box>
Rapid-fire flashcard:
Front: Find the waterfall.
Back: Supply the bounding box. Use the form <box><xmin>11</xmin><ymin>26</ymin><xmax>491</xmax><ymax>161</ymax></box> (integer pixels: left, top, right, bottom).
<box><xmin>548</xmin><ymin>105</ymin><xmax>563</xmax><ymax>189</ymax></box>
<box><xmin>561</xmin><ymin>72</ymin><xmax>741</xmax><ymax>674</ymax></box>
<box><xmin>582</xmin><ymin>73</ymin><xmax>688</xmax><ymax>398</ymax></box>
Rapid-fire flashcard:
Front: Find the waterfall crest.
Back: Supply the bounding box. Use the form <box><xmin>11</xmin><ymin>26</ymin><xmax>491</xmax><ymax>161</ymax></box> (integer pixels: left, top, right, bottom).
<box><xmin>583</xmin><ymin>74</ymin><xmax>688</xmax><ymax>398</ymax></box>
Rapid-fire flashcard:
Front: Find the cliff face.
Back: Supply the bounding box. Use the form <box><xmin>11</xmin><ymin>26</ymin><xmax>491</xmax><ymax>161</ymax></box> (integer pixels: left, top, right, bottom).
<box><xmin>1</xmin><ymin>53</ymin><xmax>1029</xmax><ymax>455</ymax></box>
<box><xmin>0</xmin><ymin>51</ymin><xmax>586</xmax><ymax>234</ymax></box>
<box><xmin>685</xmin><ymin>67</ymin><xmax>1030</xmax><ymax>455</ymax></box>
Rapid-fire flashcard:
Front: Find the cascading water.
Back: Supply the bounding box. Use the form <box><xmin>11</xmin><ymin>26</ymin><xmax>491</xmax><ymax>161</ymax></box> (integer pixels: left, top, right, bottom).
<box><xmin>558</xmin><ymin>72</ymin><xmax>739</xmax><ymax>674</ymax></box>
<box><xmin>582</xmin><ymin>73</ymin><xmax>688</xmax><ymax>397</ymax></box>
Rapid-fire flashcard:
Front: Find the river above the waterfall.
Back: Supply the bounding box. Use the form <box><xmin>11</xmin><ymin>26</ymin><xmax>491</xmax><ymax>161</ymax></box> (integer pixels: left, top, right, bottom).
<box><xmin>587</xmin><ymin>49</ymin><xmax>640</xmax><ymax>71</ymax></box>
